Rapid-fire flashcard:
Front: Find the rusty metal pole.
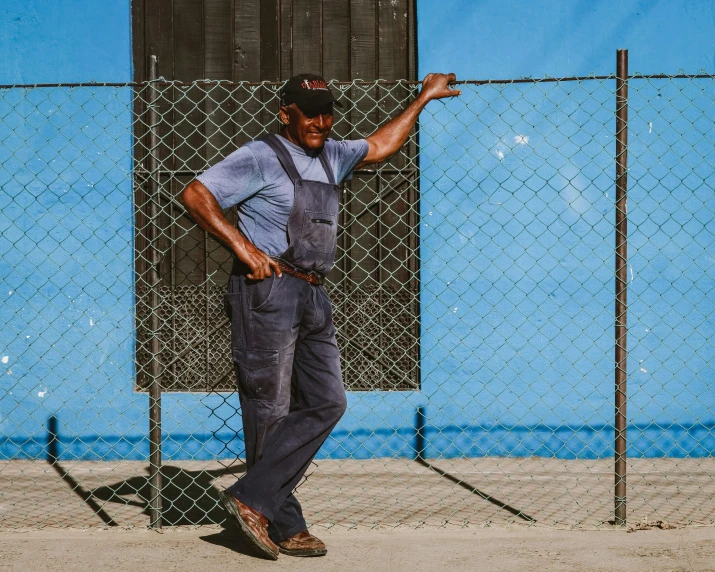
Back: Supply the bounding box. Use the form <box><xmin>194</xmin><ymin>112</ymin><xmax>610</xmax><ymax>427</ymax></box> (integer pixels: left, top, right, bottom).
<box><xmin>614</xmin><ymin>49</ymin><xmax>629</xmax><ymax>528</ymax></box>
<box><xmin>147</xmin><ymin>54</ymin><xmax>163</xmax><ymax>529</ymax></box>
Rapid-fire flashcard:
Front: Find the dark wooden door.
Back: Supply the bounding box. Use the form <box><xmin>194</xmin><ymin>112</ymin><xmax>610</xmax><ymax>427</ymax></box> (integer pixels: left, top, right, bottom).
<box><xmin>132</xmin><ymin>0</ymin><xmax>415</xmax><ymax>82</ymax></box>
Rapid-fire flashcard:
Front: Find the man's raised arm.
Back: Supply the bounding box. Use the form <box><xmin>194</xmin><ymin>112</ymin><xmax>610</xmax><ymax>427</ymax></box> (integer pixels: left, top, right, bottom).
<box><xmin>357</xmin><ymin>73</ymin><xmax>461</xmax><ymax>168</ymax></box>
<box><xmin>179</xmin><ymin>180</ymin><xmax>281</xmax><ymax>280</ymax></box>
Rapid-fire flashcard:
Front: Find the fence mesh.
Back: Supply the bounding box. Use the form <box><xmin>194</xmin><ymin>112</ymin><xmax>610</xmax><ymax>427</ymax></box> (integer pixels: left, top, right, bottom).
<box><xmin>1</xmin><ymin>75</ymin><xmax>714</xmax><ymax>530</ymax></box>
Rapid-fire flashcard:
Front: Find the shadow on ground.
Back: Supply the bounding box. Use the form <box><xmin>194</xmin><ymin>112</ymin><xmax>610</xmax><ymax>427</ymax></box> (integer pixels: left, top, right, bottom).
<box><xmin>89</xmin><ymin>463</ymin><xmax>246</xmax><ymax>526</ymax></box>
<box><xmin>198</xmin><ymin>527</ymin><xmax>279</xmax><ymax>559</ymax></box>
<box><xmin>86</xmin><ymin>463</ymin><xmax>278</xmax><ymax>558</ymax></box>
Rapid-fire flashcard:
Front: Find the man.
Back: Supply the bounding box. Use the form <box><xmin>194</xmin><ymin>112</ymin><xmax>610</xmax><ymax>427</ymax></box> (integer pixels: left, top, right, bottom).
<box><xmin>180</xmin><ymin>72</ymin><xmax>459</xmax><ymax>559</ymax></box>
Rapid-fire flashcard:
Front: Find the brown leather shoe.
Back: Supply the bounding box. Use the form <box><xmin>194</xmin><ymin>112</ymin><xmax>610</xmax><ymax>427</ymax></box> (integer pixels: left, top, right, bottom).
<box><xmin>218</xmin><ymin>490</ymin><xmax>279</xmax><ymax>560</ymax></box>
<box><xmin>277</xmin><ymin>530</ymin><xmax>327</xmax><ymax>557</ymax></box>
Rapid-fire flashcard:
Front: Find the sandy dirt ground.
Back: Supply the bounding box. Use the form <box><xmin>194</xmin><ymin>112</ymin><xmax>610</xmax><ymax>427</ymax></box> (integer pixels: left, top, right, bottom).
<box><xmin>3</xmin><ymin>458</ymin><xmax>715</xmax><ymax>530</ymax></box>
<box><xmin>1</xmin><ymin>525</ymin><xmax>715</xmax><ymax>572</ymax></box>
<box><xmin>3</xmin><ymin>457</ymin><xmax>715</xmax><ymax>570</ymax></box>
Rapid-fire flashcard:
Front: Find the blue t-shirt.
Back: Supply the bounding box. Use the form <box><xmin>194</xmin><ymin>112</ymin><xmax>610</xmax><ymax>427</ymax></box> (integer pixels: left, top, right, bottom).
<box><xmin>197</xmin><ymin>135</ymin><xmax>369</xmax><ymax>256</ymax></box>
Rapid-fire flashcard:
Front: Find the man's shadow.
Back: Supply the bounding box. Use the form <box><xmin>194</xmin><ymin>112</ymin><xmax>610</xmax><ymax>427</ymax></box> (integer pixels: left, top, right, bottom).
<box><xmin>90</xmin><ymin>462</ymin><xmax>244</xmax><ymax>526</ymax></box>
<box><xmin>89</xmin><ymin>463</ymin><xmax>272</xmax><ymax>558</ymax></box>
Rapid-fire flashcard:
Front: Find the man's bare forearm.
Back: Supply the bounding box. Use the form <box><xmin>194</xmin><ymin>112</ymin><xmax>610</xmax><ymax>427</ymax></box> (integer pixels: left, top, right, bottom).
<box><xmin>359</xmin><ymin>73</ymin><xmax>461</xmax><ymax>167</ymax></box>
<box><xmin>179</xmin><ymin>180</ymin><xmax>281</xmax><ymax>280</ymax></box>
<box><xmin>359</xmin><ymin>96</ymin><xmax>429</xmax><ymax>166</ymax></box>
<box><xmin>179</xmin><ymin>180</ymin><xmax>247</xmax><ymax>253</ymax></box>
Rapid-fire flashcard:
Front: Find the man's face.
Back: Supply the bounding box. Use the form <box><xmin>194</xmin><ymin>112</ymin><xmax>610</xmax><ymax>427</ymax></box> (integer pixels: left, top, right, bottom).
<box><xmin>280</xmin><ymin>103</ymin><xmax>334</xmax><ymax>150</ymax></box>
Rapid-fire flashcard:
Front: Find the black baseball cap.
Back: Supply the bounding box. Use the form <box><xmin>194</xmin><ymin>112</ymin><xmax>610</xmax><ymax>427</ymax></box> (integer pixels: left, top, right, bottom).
<box><xmin>280</xmin><ymin>73</ymin><xmax>342</xmax><ymax>113</ymax></box>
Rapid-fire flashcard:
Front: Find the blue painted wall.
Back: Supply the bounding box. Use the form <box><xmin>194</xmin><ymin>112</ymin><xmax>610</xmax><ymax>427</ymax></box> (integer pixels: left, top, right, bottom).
<box><xmin>418</xmin><ymin>0</ymin><xmax>715</xmax><ymax>78</ymax></box>
<box><xmin>0</xmin><ymin>0</ymin><xmax>423</xmax><ymax>463</ymax></box>
<box><xmin>3</xmin><ymin>0</ymin><xmax>715</xmax><ymax>464</ymax></box>
<box><xmin>0</xmin><ymin>1</ymin><xmax>132</xmax><ymax>84</ymax></box>
<box><xmin>417</xmin><ymin>0</ymin><xmax>715</xmax><ymax>458</ymax></box>
<box><xmin>0</xmin><ymin>0</ymin><xmax>142</xmax><ymax>459</ymax></box>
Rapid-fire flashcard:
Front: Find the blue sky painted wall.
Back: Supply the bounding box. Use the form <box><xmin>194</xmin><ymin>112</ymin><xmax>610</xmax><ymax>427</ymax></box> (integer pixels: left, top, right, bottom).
<box><xmin>2</xmin><ymin>0</ymin><xmax>715</xmax><ymax>463</ymax></box>
<box><xmin>0</xmin><ymin>0</ymin><xmax>424</xmax><ymax>463</ymax></box>
<box><xmin>0</xmin><ymin>1</ymin><xmax>131</xmax><ymax>84</ymax></box>
<box><xmin>0</xmin><ymin>0</ymin><xmax>141</xmax><ymax>460</ymax></box>
<box><xmin>417</xmin><ymin>0</ymin><xmax>715</xmax><ymax>458</ymax></box>
<box><xmin>418</xmin><ymin>0</ymin><xmax>715</xmax><ymax>78</ymax></box>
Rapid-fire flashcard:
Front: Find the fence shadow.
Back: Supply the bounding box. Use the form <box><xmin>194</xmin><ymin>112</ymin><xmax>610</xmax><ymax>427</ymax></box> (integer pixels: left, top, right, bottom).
<box><xmin>413</xmin><ymin>407</ymin><xmax>536</xmax><ymax>522</ymax></box>
<box><xmin>47</xmin><ymin>416</ymin><xmax>121</xmax><ymax>526</ymax></box>
<box><xmin>46</xmin><ymin>415</ymin><xmax>246</xmax><ymax>526</ymax></box>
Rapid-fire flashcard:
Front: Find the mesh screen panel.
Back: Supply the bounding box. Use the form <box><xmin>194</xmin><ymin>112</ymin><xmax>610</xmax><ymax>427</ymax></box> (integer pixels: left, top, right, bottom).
<box><xmin>1</xmin><ymin>76</ymin><xmax>714</xmax><ymax>530</ymax></box>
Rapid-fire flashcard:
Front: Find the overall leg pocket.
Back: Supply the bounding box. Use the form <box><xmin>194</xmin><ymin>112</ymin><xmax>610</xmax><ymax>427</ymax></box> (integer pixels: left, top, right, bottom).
<box><xmin>232</xmin><ymin>347</ymin><xmax>280</xmax><ymax>401</ymax></box>
<box><xmin>245</xmin><ymin>273</ymin><xmax>278</xmax><ymax>311</ymax></box>
<box><xmin>224</xmin><ymin>292</ymin><xmax>246</xmax><ymax>348</ymax></box>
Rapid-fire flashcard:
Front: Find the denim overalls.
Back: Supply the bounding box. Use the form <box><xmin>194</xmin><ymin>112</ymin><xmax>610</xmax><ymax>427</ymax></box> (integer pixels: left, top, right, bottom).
<box><xmin>224</xmin><ymin>134</ymin><xmax>348</xmax><ymax>542</ymax></box>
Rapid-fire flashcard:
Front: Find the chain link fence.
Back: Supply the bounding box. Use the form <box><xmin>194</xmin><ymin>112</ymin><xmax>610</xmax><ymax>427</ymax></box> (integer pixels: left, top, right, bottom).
<box><xmin>1</xmin><ymin>67</ymin><xmax>714</xmax><ymax>531</ymax></box>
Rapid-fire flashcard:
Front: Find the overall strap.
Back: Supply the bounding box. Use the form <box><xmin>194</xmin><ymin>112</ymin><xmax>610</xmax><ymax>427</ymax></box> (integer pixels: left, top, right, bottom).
<box><xmin>260</xmin><ymin>134</ymin><xmax>302</xmax><ymax>183</ymax></box>
<box><xmin>318</xmin><ymin>150</ymin><xmax>337</xmax><ymax>185</ymax></box>
<box><xmin>261</xmin><ymin>134</ymin><xmax>337</xmax><ymax>185</ymax></box>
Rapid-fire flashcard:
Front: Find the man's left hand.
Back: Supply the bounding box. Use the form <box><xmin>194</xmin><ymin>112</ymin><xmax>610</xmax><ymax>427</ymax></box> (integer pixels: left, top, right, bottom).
<box><xmin>419</xmin><ymin>73</ymin><xmax>461</xmax><ymax>102</ymax></box>
<box><xmin>358</xmin><ymin>72</ymin><xmax>461</xmax><ymax>168</ymax></box>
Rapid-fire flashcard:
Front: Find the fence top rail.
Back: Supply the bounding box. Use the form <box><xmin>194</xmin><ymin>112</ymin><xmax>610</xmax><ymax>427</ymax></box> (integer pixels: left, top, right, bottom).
<box><xmin>0</xmin><ymin>72</ymin><xmax>713</xmax><ymax>90</ymax></box>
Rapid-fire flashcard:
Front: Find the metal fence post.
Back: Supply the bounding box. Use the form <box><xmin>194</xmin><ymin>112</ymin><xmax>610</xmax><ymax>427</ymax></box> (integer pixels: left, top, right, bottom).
<box><xmin>614</xmin><ymin>48</ymin><xmax>629</xmax><ymax>527</ymax></box>
<box><xmin>414</xmin><ymin>406</ymin><xmax>426</xmax><ymax>461</ymax></box>
<box><xmin>147</xmin><ymin>54</ymin><xmax>163</xmax><ymax>530</ymax></box>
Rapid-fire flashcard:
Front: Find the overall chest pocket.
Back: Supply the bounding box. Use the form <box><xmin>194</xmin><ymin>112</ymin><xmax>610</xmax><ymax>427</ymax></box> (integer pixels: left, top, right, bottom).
<box><xmin>300</xmin><ymin>210</ymin><xmax>337</xmax><ymax>253</ymax></box>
